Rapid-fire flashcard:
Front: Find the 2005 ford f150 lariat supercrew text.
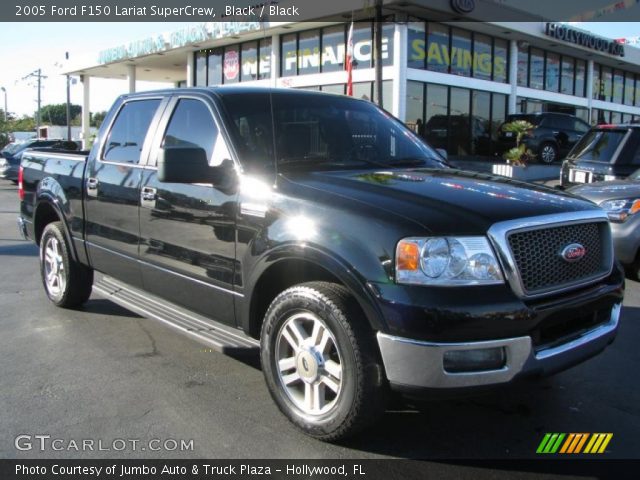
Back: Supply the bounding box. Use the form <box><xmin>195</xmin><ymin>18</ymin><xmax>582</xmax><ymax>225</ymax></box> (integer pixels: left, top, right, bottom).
<box><xmin>18</xmin><ymin>88</ymin><xmax>624</xmax><ymax>440</ymax></box>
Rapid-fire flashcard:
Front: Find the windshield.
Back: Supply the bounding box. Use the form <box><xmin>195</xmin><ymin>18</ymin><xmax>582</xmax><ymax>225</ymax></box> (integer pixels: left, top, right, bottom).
<box><xmin>1</xmin><ymin>142</ymin><xmax>28</xmax><ymax>155</ymax></box>
<box><xmin>568</xmin><ymin>129</ymin><xmax>627</xmax><ymax>162</ymax></box>
<box><xmin>218</xmin><ymin>91</ymin><xmax>447</xmax><ymax>172</ymax></box>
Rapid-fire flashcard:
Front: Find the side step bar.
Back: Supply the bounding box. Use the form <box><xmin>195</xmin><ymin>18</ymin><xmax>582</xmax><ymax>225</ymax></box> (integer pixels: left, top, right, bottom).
<box><xmin>93</xmin><ymin>275</ymin><xmax>259</xmax><ymax>354</ymax></box>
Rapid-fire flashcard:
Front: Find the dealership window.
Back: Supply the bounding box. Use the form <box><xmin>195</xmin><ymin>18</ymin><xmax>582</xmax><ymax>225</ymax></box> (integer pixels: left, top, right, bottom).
<box><xmin>322</xmin><ymin>25</ymin><xmax>345</xmax><ymax>72</ymax></box>
<box><xmin>281</xmin><ymin>33</ymin><xmax>297</xmax><ymax>76</ymax></box>
<box><xmin>241</xmin><ymin>42</ymin><xmax>258</xmax><ymax>82</ymax></box>
<box><xmin>471</xmin><ymin>90</ymin><xmax>491</xmax><ymax>156</ymax></box>
<box><xmin>409</xmin><ymin>81</ymin><xmax>507</xmax><ymax>156</ymax></box>
<box><xmin>352</xmin><ymin>23</ymin><xmax>373</xmax><ymax>69</ymax></box>
<box><xmin>492</xmin><ymin>94</ymin><xmax>507</xmax><ymax>141</ymax></box>
<box><xmin>195</xmin><ymin>51</ymin><xmax>207</xmax><ymax>86</ymax></box>
<box><xmin>298</xmin><ymin>30</ymin><xmax>320</xmax><ymax>75</ymax></box>
<box><xmin>320</xmin><ymin>84</ymin><xmax>345</xmax><ymax>95</ymax></box>
<box><xmin>545</xmin><ymin>52</ymin><xmax>560</xmax><ymax>92</ymax></box>
<box><xmin>223</xmin><ymin>45</ymin><xmax>240</xmax><ymax>84</ymax></box>
<box><xmin>258</xmin><ymin>38</ymin><xmax>272</xmax><ymax>80</ymax></box>
<box><xmin>406</xmin><ymin>81</ymin><xmax>424</xmax><ymax>129</ymax></box>
<box><xmin>517</xmin><ymin>48</ymin><xmax>528</xmax><ymax>87</ymax></box>
<box><xmin>196</xmin><ymin>40</ymin><xmax>272</xmax><ymax>86</ymax></box>
<box><xmin>613</xmin><ymin>70</ymin><xmax>624</xmax><ymax>104</ymax></box>
<box><xmin>207</xmin><ymin>49</ymin><xmax>223</xmax><ymax>86</ymax></box>
<box><xmin>560</xmin><ymin>57</ymin><xmax>574</xmax><ymax>95</ymax></box>
<box><xmin>408</xmin><ymin>22</ymin><xmax>426</xmax><ymax>70</ymax></box>
<box><xmin>473</xmin><ymin>33</ymin><xmax>494</xmax><ymax>81</ymax></box>
<box><xmin>517</xmin><ymin>48</ymin><xmax>585</xmax><ymax>97</ymax></box>
<box><xmin>427</xmin><ymin>23</ymin><xmax>449</xmax><ymax>74</ymax></box>
<box><xmin>409</xmin><ymin>22</ymin><xmax>507</xmax><ymax>83</ymax></box>
<box><xmin>624</xmin><ymin>72</ymin><xmax>635</xmax><ymax>106</ymax></box>
<box><xmin>450</xmin><ymin>28</ymin><xmax>472</xmax><ymax>77</ymax></box>
<box><xmin>529</xmin><ymin>49</ymin><xmax>544</xmax><ymax>90</ymax></box>
<box><xmin>575</xmin><ymin>60</ymin><xmax>586</xmax><ymax>97</ymax></box>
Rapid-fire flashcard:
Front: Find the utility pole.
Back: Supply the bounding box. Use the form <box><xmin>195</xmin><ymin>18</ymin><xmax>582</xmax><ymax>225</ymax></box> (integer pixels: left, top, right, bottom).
<box><xmin>22</xmin><ymin>69</ymin><xmax>47</xmax><ymax>137</ymax></box>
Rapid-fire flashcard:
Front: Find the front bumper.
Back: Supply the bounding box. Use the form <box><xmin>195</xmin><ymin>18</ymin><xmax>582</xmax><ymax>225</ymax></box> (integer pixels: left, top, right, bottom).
<box><xmin>378</xmin><ymin>303</ymin><xmax>621</xmax><ymax>390</ymax></box>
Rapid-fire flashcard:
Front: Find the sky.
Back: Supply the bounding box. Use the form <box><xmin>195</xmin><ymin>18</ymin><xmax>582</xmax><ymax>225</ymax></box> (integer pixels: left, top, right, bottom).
<box><xmin>0</xmin><ymin>22</ymin><xmax>639</xmax><ymax>119</ymax></box>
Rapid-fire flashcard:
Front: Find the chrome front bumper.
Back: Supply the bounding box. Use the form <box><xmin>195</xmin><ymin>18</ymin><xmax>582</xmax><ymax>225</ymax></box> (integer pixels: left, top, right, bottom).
<box><xmin>377</xmin><ymin>303</ymin><xmax>622</xmax><ymax>390</ymax></box>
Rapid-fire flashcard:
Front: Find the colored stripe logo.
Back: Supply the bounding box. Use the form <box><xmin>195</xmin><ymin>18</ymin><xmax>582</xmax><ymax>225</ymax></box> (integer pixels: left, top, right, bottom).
<box><xmin>536</xmin><ymin>433</ymin><xmax>613</xmax><ymax>454</ymax></box>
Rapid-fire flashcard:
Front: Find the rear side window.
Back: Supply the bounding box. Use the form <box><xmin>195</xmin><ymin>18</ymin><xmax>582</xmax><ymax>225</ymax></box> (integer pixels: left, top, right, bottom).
<box><xmin>569</xmin><ymin>129</ymin><xmax>627</xmax><ymax>163</ymax></box>
<box><xmin>162</xmin><ymin>99</ymin><xmax>218</xmax><ymax>162</ymax></box>
<box><xmin>103</xmin><ymin>99</ymin><xmax>161</xmax><ymax>164</ymax></box>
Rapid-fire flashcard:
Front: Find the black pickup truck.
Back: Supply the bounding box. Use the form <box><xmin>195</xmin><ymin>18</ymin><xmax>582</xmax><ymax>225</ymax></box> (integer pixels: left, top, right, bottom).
<box><xmin>18</xmin><ymin>87</ymin><xmax>624</xmax><ymax>441</ymax></box>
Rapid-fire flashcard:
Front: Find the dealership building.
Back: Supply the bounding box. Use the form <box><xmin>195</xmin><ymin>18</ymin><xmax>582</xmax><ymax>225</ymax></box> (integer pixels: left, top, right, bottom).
<box><xmin>66</xmin><ymin>2</ymin><xmax>640</xmax><ymax>157</ymax></box>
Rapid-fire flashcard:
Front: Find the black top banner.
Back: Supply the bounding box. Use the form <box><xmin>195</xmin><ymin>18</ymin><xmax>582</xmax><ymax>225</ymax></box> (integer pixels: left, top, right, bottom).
<box><xmin>2</xmin><ymin>0</ymin><xmax>640</xmax><ymax>22</ymax></box>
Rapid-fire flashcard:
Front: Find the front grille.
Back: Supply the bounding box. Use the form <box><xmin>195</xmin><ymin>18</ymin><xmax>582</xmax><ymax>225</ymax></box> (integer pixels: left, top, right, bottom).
<box><xmin>507</xmin><ymin>222</ymin><xmax>610</xmax><ymax>296</ymax></box>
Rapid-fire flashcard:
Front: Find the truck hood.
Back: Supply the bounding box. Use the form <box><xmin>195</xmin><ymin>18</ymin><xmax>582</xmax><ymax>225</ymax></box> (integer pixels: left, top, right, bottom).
<box><xmin>569</xmin><ymin>180</ymin><xmax>640</xmax><ymax>203</ymax></box>
<box><xmin>280</xmin><ymin>168</ymin><xmax>598</xmax><ymax>235</ymax></box>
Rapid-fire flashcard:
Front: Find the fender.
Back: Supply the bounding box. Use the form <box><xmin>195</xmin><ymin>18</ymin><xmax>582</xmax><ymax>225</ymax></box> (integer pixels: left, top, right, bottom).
<box><xmin>34</xmin><ymin>179</ymin><xmax>80</xmax><ymax>263</ymax></box>
<box><xmin>240</xmin><ymin>242</ymin><xmax>390</xmax><ymax>337</ymax></box>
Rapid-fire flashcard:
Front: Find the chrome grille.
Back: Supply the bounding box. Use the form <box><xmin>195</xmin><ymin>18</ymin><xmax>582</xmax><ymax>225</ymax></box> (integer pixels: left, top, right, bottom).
<box><xmin>507</xmin><ymin>222</ymin><xmax>610</xmax><ymax>296</ymax></box>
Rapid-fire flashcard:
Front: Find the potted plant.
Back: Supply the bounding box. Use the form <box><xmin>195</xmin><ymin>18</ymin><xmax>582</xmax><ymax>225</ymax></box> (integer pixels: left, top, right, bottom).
<box><xmin>492</xmin><ymin>120</ymin><xmax>554</xmax><ymax>181</ymax></box>
<box><xmin>501</xmin><ymin>120</ymin><xmax>535</xmax><ymax>167</ymax></box>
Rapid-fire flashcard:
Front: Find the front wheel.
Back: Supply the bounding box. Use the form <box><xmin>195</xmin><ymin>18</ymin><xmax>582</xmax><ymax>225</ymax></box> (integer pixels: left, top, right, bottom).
<box><xmin>40</xmin><ymin>221</ymin><xmax>93</xmax><ymax>308</ymax></box>
<box><xmin>260</xmin><ymin>282</ymin><xmax>387</xmax><ymax>441</ymax></box>
<box><xmin>539</xmin><ymin>142</ymin><xmax>558</xmax><ymax>164</ymax></box>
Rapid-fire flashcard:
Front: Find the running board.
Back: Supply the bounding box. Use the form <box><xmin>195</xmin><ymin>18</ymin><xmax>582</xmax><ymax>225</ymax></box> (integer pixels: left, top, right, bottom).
<box><xmin>92</xmin><ymin>275</ymin><xmax>259</xmax><ymax>354</ymax></box>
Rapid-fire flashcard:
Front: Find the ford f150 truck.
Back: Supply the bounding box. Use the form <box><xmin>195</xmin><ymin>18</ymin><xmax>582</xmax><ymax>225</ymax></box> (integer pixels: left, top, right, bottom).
<box><xmin>18</xmin><ymin>87</ymin><xmax>624</xmax><ymax>441</ymax></box>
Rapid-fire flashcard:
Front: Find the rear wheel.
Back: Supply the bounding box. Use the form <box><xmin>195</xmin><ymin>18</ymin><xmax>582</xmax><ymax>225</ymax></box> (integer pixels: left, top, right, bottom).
<box><xmin>260</xmin><ymin>282</ymin><xmax>387</xmax><ymax>441</ymax></box>
<box><xmin>539</xmin><ymin>142</ymin><xmax>558</xmax><ymax>164</ymax></box>
<box><xmin>40</xmin><ymin>221</ymin><xmax>93</xmax><ymax>308</ymax></box>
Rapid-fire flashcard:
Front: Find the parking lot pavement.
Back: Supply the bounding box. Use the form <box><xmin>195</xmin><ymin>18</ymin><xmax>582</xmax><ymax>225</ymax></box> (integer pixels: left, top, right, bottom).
<box><xmin>1</xmin><ymin>178</ymin><xmax>639</xmax><ymax>461</ymax></box>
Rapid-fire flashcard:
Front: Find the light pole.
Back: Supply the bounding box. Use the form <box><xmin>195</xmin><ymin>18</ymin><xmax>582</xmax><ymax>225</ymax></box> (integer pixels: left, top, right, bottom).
<box><xmin>0</xmin><ymin>87</ymin><xmax>6</xmax><ymax>121</ymax></box>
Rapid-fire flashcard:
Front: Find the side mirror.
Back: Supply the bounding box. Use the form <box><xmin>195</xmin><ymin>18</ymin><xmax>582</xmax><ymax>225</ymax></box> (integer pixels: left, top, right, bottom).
<box><xmin>436</xmin><ymin>148</ymin><xmax>448</xmax><ymax>161</ymax></box>
<box><xmin>157</xmin><ymin>146</ymin><xmax>234</xmax><ymax>185</ymax></box>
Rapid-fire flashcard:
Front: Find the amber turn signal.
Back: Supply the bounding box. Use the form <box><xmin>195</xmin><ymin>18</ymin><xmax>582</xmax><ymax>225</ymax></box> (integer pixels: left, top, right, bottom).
<box><xmin>397</xmin><ymin>241</ymin><xmax>420</xmax><ymax>271</ymax></box>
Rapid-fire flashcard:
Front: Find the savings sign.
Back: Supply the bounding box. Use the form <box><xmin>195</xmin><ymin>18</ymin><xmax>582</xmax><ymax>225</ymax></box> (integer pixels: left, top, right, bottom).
<box><xmin>407</xmin><ymin>29</ymin><xmax>506</xmax><ymax>77</ymax></box>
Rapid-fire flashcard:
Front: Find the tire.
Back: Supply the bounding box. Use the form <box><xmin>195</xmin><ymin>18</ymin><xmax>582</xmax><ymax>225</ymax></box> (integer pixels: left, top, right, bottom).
<box><xmin>39</xmin><ymin>221</ymin><xmax>94</xmax><ymax>308</ymax></box>
<box><xmin>539</xmin><ymin>142</ymin><xmax>558</xmax><ymax>164</ymax></box>
<box><xmin>260</xmin><ymin>282</ymin><xmax>387</xmax><ymax>441</ymax></box>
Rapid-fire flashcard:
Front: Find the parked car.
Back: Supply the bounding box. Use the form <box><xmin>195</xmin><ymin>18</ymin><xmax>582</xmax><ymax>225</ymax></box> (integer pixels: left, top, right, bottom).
<box><xmin>18</xmin><ymin>87</ymin><xmax>624</xmax><ymax>441</ymax></box>
<box><xmin>560</xmin><ymin>124</ymin><xmax>640</xmax><ymax>188</ymax></box>
<box><xmin>423</xmin><ymin>114</ymin><xmax>491</xmax><ymax>156</ymax></box>
<box><xmin>0</xmin><ymin>139</ymin><xmax>79</xmax><ymax>182</ymax></box>
<box><xmin>569</xmin><ymin>168</ymin><xmax>640</xmax><ymax>280</ymax></box>
<box><xmin>497</xmin><ymin>112</ymin><xmax>590</xmax><ymax>164</ymax></box>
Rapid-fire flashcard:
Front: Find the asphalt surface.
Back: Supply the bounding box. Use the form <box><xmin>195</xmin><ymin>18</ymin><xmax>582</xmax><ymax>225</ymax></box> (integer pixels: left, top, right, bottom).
<box><xmin>0</xmin><ymin>178</ymin><xmax>639</xmax><ymax>464</ymax></box>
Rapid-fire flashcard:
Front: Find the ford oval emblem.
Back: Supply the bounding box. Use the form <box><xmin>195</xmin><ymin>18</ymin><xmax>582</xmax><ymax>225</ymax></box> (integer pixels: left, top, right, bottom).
<box><xmin>451</xmin><ymin>0</ymin><xmax>476</xmax><ymax>14</ymax></box>
<box><xmin>561</xmin><ymin>243</ymin><xmax>587</xmax><ymax>262</ymax></box>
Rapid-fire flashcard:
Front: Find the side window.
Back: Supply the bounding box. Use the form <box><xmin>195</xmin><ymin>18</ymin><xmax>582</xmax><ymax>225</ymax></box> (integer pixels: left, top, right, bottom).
<box><xmin>103</xmin><ymin>99</ymin><xmax>161</xmax><ymax>164</ymax></box>
<box><xmin>162</xmin><ymin>99</ymin><xmax>219</xmax><ymax>163</ymax></box>
<box><xmin>574</xmin><ymin>119</ymin><xmax>590</xmax><ymax>134</ymax></box>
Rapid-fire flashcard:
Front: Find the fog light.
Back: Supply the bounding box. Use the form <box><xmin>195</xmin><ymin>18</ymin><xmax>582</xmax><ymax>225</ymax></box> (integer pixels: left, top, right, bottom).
<box><xmin>443</xmin><ymin>347</ymin><xmax>506</xmax><ymax>373</ymax></box>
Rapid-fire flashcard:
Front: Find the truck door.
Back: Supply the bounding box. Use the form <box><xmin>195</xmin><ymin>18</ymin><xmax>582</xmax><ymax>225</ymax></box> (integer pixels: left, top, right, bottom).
<box><xmin>138</xmin><ymin>95</ymin><xmax>237</xmax><ymax>326</ymax></box>
<box><xmin>84</xmin><ymin>97</ymin><xmax>167</xmax><ymax>287</ymax></box>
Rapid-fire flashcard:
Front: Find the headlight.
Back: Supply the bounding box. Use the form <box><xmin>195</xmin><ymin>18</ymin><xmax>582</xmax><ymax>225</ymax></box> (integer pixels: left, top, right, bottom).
<box><xmin>395</xmin><ymin>237</ymin><xmax>504</xmax><ymax>286</ymax></box>
<box><xmin>600</xmin><ymin>198</ymin><xmax>640</xmax><ymax>222</ymax></box>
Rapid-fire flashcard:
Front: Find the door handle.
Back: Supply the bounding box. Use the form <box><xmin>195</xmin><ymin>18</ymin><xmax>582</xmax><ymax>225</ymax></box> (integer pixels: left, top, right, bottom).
<box><xmin>86</xmin><ymin>177</ymin><xmax>98</xmax><ymax>197</ymax></box>
<box><xmin>141</xmin><ymin>187</ymin><xmax>157</xmax><ymax>202</ymax></box>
